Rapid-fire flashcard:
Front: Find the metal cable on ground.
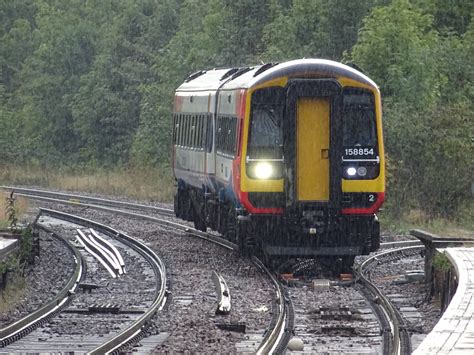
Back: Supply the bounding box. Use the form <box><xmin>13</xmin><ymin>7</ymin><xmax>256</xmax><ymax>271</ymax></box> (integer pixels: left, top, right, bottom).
<box><xmin>83</xmin><ymin>229</ymin><xmax>123</xmax><ymax>275</ymax></box>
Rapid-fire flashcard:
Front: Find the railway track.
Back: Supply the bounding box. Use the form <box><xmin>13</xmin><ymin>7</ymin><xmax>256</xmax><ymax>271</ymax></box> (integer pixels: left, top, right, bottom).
<box><xmin>282</xmin><ymin>244</ymin><xmax>425</xmax><ymax>354</ymax></box>
<box><xmin>1</xmin><ymin>208</ymin><xmax>167</xmax><ymax>353</ymax></box>
<box><xmin>1</xmin><ymin>186</ymin><xmax>174</xmax><ymax>216</ymax></box>
<box><xmin>1</xmin><ymin>186</ymin><xmax>293</xmax><ymax>353</ymax></box>
<box><xmin>2</xmin><ymin>186</ymin><xmax>428</xmax><ymax>353</ymax></box>
<box><xmin>354</xmin><ymin>246</ymin><xmax>424</xmax><ymax>354</ymax></box>
<box><xmin>0</xmin><ymin>222</ymin><xmax>84</xmax><ymax>348</ymax></box>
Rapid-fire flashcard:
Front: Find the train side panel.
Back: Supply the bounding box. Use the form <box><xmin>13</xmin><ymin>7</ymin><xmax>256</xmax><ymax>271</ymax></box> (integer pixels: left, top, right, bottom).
<box><xmin>214</xmin><ymin>89</ymin><xmax>243</xmax><ymax>202</ymax></box>
<box><xmin>173</xmin><ymin>91</ymin><xmax>215</xmax><ymax>190</ymax></box>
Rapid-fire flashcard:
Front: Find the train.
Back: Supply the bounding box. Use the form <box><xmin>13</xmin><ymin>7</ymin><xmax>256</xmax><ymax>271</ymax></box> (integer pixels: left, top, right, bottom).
<box><xmin>171</xmin><ymin>59</ymin><xmax>385</xmax><ymax>269</ymax></box>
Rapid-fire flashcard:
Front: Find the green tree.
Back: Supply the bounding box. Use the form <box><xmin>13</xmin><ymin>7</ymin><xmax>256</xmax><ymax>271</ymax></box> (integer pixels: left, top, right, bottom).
<box><xmin>131</xmin><ymin>0</ymin><xmax>206</xmax><ymax>166</ymax></box>
<box><xmin>262</xmin><ymin>0</ymin><xmax>328</xmax><ymax>61</ymax></box>
<box><xmin>350</xmin><ymin>0</ymin><xmax>441</xmax><ymax>109</ymax></box>
<box><xmin>13</xmin><ymin>0</ymin><xmax>97</xmax><ymax>163</ymax></box>
<box><xmin>72</xmin><ymin>0</ymin><xmax>157</xmax><ymax>165</ymax></box>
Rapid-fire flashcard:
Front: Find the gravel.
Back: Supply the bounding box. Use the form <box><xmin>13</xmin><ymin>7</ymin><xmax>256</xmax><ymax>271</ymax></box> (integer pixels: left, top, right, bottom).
<box><xmin>0</xmin><ymin>229</ymin><xmax>74</xmax><ymax>327</ymax></box>
<box><xmin>367</xmin><ymin>250</ymin><xmax>441</xmax><ymax>335</ymax></box>
<box><xmin>0</xmin><ymin>192</ymin><xmax>443</xmax><ymax>353</ymax></box>
<box><xmin>6</xmin><ymin>200</ymin><xmax>275</xmax><ymax>354</ymax></box>
<box><xmin>287</xmin><ymin>283</ymin><xmax>383</xmax><ymax>354</ymax></box>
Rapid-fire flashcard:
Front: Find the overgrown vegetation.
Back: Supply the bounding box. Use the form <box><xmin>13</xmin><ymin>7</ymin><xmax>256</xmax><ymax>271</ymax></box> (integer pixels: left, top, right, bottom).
<box><xmin>0</xmin><ymin>165</ymin><xmax>175</xmax><ymax>202</ymax></box>
<box><xmin>0</xmin><ymin>194</ymin><xmax>32</xmax><ymax>299</ymax></box>
<box><xmin>0</xmin><ymin>192</ymin><xmax>28</xmax><ymax>229</ymax></box>
<box><xmin>433</xmin><ymin>252</ymin><xmax>452</xmax><ymax>272</ymax></box>
<box><xmin>4</xmin><ymin>191</ymin><xmax>19</xmax><ymax>232</ymax></box>
<box><xmin>1</xmin><ymin>0</ymin><xmax>472</xmax><ymax>225</ymax></box>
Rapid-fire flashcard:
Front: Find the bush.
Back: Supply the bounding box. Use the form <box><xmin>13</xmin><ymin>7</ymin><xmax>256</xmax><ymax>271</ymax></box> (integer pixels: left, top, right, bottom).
<box><xmin>383</xmin><ymin>100</ymin><xmax>472</xmax><ymax>218</ymax></box>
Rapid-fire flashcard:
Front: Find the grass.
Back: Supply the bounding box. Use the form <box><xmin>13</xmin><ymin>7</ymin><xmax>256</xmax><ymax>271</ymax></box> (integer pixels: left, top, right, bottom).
<box><xmin>0</xmin><ymin>164</ymin><xmax>175</xmax><ymax>314</ymax></box>
<box><xmin>0</xmin><ymin>270</ymin><xmax>26</xmax><ymax>313</ymax></box>
<box><xmin>379</xmin><ymin>202</ymin><xmax>473</xmax><ymax>238</ymax></box>
<box><xmin>0</xmin><ymin>164</ymin><xmax>175</xmax><ymax>203</ymax></box>
<box><xmin>1</xmin><ymin>164</ymin><xmax>472</xmax><ymax>238</ymax></box>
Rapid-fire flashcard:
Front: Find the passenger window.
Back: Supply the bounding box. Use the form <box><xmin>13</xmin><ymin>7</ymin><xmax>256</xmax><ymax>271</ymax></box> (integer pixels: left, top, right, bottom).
<box><xmin>196</xmin><ymin>115</ymin><xmax>200</xmax><ymax>149</ymax></box>
<box><xmin>205</xmin><ymin>114</ymin><xmax>213</xmax><ymax>152</ymax></box>
<box><xmin>177</xmin><ymin>114</ymin><xmax>182</xmax><ymax>146</ymax></box>
<box><xmin>190</xmin><ymin>116</ymin><xmax>196</xmax><ymax>148</ymax></box>
<box><xmin>199</xmin><ymin>115</ymin><xmax>204</xmax><ymax>149</ymax></box>
<box><xmin>191</xmin><ymin>115</ymin><xmax>196</xmax><ymax>148</ymax></box>
<box><xmin>185</xmin><ymin>115</ymin><xmax>191</xmax><ymax>147</ymax></box>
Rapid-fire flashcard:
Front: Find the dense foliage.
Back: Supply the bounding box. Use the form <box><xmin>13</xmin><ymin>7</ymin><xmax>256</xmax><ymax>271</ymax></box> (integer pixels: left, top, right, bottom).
<box><xmin>1</xmin><ymin>0</ymin><xmax>472</xmax><ymax>218</ymax></box>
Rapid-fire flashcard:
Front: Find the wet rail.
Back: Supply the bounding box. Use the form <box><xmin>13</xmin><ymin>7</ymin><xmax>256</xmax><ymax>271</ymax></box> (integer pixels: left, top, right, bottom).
<box><xmin>1</xmin><ymin>186</ymin><xmax>293</xmax><ymax>353</ymax></box>
<box><xmin>1</xmin><ymin>186</ymin><xmax>174</xmax><ymax>216</ymax></box>
<box><xmin>39</xmin><ymin>208</ymin><xmax>168</xmax><ymax>354</ymax></box>
<box><xmin>1</xmin><ymin>208</ymin><xmax>167</xmax><ymax>354</ymax></box>
<box><xmin>0</xmin><ymin>223</ymin><xmax>85</xmax><ymax>347</ymax></box>
<box><xmin>354</xmin><ymin>246</ymin><xmax>424</xmax><ymax>355</ymax></box>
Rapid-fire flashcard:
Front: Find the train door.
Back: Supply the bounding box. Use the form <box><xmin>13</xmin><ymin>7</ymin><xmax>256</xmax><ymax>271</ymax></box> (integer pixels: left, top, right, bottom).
<box><xmin>296</xmin><ymin>98</ymin><xmax>330</xmax><ymax>201</ymax></box>
<box><xmin>284</xmin><ymin>79</ymin><xmax>342</xmax><ymax>206</ymax></box>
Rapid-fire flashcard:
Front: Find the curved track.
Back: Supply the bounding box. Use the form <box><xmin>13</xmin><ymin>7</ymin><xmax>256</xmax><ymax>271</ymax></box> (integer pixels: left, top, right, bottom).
<box><xmin>354</xmin><ymin>246</ymin><xmax>424</xmax><ymax>354</ymax></box>
<box><xmin>1</xmin><ymin>208</ymin><xmax>167</xmax><ymax>354</ymax></box>
<box><xmin>2</xmin><ymin>186</ymin><xmax>293</xmax><ymax>353</ymax></box>
<box><xmin>0</xmin><ymin>223</ymin><xmax>85</xmax><ymax>347</ymax></box>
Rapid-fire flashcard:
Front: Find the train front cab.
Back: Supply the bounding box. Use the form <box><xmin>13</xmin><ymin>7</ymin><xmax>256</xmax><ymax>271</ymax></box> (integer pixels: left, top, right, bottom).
<box><xmin>236</xmin><ymin>73</ymin><xmax>385</xmax><ymax>261</ymax></box>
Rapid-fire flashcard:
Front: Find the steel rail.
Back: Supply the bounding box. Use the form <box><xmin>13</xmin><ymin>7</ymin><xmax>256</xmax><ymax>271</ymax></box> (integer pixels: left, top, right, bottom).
<box><xmin>212</xmin><ymin>271</ymin><xmax>231</xmax><ymax>314</ymax></box>
<box><xmin>90</xmin><ymin>229</ymin><xmax>125</xmax><ymax>274</ymax></box>
<box><xmin>253</xmin><ymin>256</ymin><xmax>293</xmax><ymax>355</ymax></box>
<box><xmin>85</xmin><ymin>229</ymin><xmax>123</xmax><ymax>275</ymax></box>
<box><xmin>354</xmin><ymin>246</ymin><xmax>423</xmax><ymax>355</ymax></box>
<box><xmin>5</xmin><ymin>187</ymin><xmax>293</xmax><ymax>353</ymax></box>
<box><xmin>1</xmin><ymin>187</ymin><xmax>222</xmax><ymax>248</ymax></box>
<box><xmin>2</xmin><ymin>186</ymin><xmax>422</xmax><ymax>249</ymax></box>
<box><xmin>38</xmin><ymin>208</ymin><xmax>167</xmax><ymax>355</ymax></box>
<box><xmin>1</xmin><ymin>186</ymin><xmax>174</xmax><ymax>216</ymax></box>
<box><xmin>380</xmin><ymin>240</ymin><xmax>422</xmax><ymax>249</ymax></box>
<box><xmin>76</xmin><ymin>229</ymin><xmax>118</xmax><ymax>278</ymax></box>
<box><xmin>0</xmin><ymin>223</ymin><xmax>85</xmax><ymax>347</ymax></box>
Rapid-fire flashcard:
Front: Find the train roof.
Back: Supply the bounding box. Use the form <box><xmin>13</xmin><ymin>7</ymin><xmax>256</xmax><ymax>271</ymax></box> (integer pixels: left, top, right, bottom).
<box><xmin>176</xmin><ymin>59</ymin><xmax>378</xmax><ymax>92</ymax></box>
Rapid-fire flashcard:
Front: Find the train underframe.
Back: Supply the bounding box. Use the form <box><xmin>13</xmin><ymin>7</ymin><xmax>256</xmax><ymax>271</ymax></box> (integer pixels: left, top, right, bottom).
<box><xmin>174</xmin><ymin>184</ymin><xmax>380</xmax><ymax>270</ymax></box>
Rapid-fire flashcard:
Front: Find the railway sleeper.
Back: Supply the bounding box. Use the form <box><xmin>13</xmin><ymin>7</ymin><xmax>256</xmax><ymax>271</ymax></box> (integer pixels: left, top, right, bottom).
<box><xmin>320</xmin><ymin>324</ymin><xmax>356</xmax><ymax>335</ymax></box>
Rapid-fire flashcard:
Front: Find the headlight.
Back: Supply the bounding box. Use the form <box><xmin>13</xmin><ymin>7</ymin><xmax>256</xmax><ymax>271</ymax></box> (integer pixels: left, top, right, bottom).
<box><xmin>343</xmin><ymin>164</ymin><xmax>379</xmax><ymax>179</ymax></box>
<box><xmin>357</xmin><ymin>166</ymin><xmax>367</xmax><ymax>177</ymax></box>
<box><xmin>254</xmin><ymin>162</ymin><xmax>273</xmax><ymax>179</ymax></box>
<box><xmin>347</xmin><ymin>167</ymin><xmax>357</xmax><ymax>176</ymax></box>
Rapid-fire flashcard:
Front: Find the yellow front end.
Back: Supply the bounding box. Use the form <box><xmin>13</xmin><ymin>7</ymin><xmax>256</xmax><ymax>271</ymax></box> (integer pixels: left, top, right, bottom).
<box><xmin>239</xmin><ymin>76</ymin><xmax>385</xmax><ymax>214</ymax></box>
